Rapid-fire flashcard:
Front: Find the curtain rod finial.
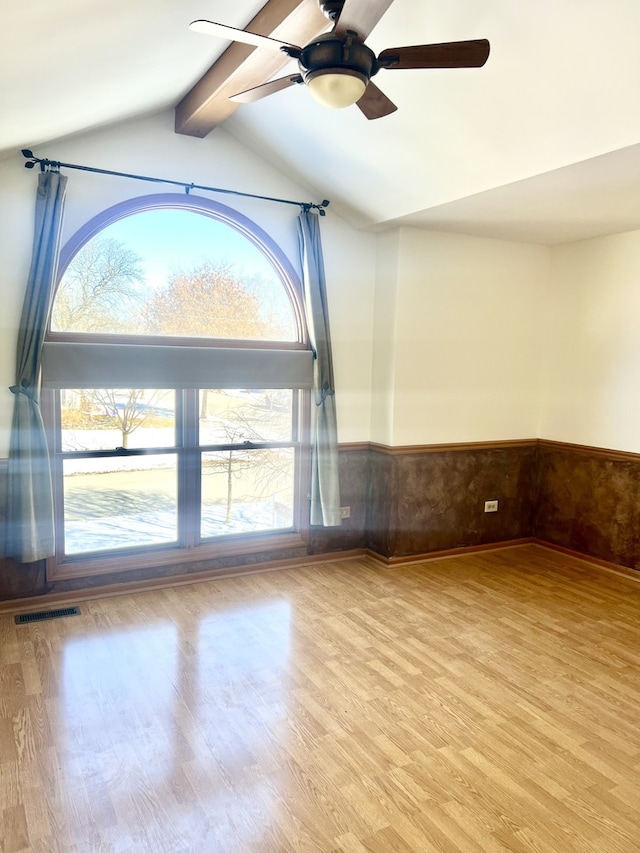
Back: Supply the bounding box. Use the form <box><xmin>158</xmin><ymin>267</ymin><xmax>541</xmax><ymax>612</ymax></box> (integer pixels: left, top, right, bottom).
<box><xmin>301</xmin><ymin>199</ymin><xmax>331</xmax><ymax>215</ymax></box>
<box><xmin>22</xmin><ymin>149</ymin><xmax>38</xmax><ymax>169</ymax></box>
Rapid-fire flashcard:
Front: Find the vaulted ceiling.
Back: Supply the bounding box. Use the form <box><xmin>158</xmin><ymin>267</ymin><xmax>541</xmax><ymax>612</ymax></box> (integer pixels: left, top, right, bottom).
<box><xmin>4</xmin><ymin>0</ymin><xmax>640</xmax><ymax>243</ymax></box>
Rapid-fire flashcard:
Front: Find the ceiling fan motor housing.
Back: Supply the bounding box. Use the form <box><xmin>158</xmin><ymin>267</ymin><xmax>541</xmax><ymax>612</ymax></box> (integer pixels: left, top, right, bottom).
<box><xmin>298</xmin><ymin>31</ymin><xmax>378</xmax><ymax>86</ymax></box>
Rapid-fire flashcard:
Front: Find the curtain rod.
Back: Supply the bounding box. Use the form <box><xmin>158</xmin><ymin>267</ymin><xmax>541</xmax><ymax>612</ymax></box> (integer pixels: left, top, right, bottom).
<box><xmin>21</xmin><ymin>149</ymin><xmax>330</xmax><ymax>215</ymax></box>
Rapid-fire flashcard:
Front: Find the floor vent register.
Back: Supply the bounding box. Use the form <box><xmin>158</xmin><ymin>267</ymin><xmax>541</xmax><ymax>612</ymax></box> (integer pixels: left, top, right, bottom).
<box><xmin>15</xmin><ymin>606</ymin><xmax>81</xmax><ymax>624</ymax></box>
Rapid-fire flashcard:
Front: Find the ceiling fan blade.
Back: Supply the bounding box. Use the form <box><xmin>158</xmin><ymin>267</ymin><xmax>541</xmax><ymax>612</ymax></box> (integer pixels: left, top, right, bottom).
<box><xmin>229</xmin><ymin>75</ymin><xmax>303</xmax><ymax>104</ymax></box>
<box><xmin>334</xmin><ymin>0</ymin><xmax>395</xmax><ymax>40</ymax></box>
<box><xmin>355</xmin><ymin>81</ymin><xmax>398</xmax><ymax>120</ymax></box>
<box><xmin>378</xmin><ymin>39</ymin><xmax>490</xmax><ymax>69</ymax></box>
<box><xmin>189</xmin><ymin>20</ymin><xmax>299</xmax><ymax>52</ymax></box>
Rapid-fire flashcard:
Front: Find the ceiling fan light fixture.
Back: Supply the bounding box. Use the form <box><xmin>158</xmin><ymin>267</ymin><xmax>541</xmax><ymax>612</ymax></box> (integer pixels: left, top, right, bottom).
<box><xmin>306</xmin><ymin>69</ymin><xmax>368</xmax><ymax>109</ymax></box>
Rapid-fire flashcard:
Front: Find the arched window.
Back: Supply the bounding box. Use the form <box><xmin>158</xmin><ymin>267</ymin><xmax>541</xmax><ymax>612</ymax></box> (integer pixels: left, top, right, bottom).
<box><xmin>43</xmin><ymin>195</ymin><xmax>312</xmax><ymax>577</ymax></box>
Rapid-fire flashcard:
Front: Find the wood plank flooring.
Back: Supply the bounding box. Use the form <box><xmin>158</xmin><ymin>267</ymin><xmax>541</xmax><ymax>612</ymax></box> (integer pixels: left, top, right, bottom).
<box><xmin>1</xmin><ymin>544</ymin><xmax>640</xmax><ymax>852</ymax></box>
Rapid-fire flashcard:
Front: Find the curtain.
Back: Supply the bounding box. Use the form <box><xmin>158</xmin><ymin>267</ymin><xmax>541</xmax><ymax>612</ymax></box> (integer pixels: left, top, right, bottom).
<box><xmin>7</xmin><ymin>170</ymin><xmax>68</xmax><ymax>562</ymax></box>
<box><xmin>297</xmin><ymin>210</ymin><xmax>341</xmax><ymax>526</ymax></box>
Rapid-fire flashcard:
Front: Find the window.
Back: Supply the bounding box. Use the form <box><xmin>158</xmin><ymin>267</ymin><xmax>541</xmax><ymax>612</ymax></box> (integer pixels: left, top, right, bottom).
<box><xmin>43</xmin><ymin>194</ymin><xmax>312</xmax><ymax>578</ymax></box>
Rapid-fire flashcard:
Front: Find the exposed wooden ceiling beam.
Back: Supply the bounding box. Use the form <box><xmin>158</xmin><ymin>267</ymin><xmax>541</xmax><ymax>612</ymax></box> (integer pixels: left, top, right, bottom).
<box><xmin>175</xmin><ymin>0</ymin><xmax>329</xmax><ymax>138</ymax></box>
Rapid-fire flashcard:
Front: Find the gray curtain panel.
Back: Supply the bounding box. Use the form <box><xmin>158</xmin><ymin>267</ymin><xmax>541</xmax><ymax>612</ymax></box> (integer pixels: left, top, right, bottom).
<box><xmin>297</xmin><ymin>210</ymin><xmax>341</xmax><ymax>527</ymax></box>
<box><xmin>7</xmin><ymin>170</ymin><xmax>68</xmax><ymax>562</ymax></box>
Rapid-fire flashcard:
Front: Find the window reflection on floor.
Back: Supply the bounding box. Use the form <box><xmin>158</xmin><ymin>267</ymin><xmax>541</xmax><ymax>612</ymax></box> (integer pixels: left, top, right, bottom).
<box><xmin>195</xmin><ymin>601</ymin><xmax>292</xmax><ymax>775</ymax></box>
<box><xmin>62</xmin><ymin>622</ymin><xmax>178</xmax><ymax>787</ymax></box>
<box><xmin>57</xmin><ymin>597</ymin><xmax>291</xmax><ymax>849</ymax></box>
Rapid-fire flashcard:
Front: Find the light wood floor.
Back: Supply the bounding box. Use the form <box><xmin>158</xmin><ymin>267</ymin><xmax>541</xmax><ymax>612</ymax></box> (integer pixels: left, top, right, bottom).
<box><xmin>2</xmin><ymin>545</ymin><xmax>640</xmax><ymax>852</ymax></box>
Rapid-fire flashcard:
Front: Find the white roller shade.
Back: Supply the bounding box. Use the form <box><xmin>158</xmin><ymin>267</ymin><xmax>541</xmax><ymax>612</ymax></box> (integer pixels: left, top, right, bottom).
<box><xmin>42</xmin><ymin>342</ymin><xmax>314</xmax><ymax>389</ymax></box>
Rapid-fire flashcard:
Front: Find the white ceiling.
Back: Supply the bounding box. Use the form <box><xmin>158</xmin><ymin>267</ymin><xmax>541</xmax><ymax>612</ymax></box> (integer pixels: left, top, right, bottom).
<box><xmin>4</xmin><ymin>0</ymin><xmax>640</xmax><ymax>244</ymax></box>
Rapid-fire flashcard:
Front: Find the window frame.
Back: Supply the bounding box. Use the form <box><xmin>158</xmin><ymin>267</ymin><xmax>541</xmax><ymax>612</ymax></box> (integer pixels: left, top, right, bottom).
<box><xmin>43</xmin><ymin>194</ymin><xmax>312</xmax><ymax>581</ymax></box>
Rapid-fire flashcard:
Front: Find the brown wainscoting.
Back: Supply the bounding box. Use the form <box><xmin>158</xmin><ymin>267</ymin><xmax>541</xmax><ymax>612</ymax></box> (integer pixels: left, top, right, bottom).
<box><xmin>4</xmin><ymin>438</ymin><xmax>640</xmax><ymax>603</ymax></box>
<box><xmin>536</xmin><ymin>439</ymin><xmax>640</xmax><ymax>570</ymax></box>
<box><xmin>368</xmin><ymin>440</ymin><xmax>538</xmax><ymax>560</ymax></box>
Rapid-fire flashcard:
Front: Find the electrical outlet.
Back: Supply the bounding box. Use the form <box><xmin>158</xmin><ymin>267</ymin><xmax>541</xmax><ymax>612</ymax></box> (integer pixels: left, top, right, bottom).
<box><xmin>340</xmin><ymin>506</ymin><xmax>351</xmax><ymax>519</ymax></box>
<box><xmin>484</xmin><ymin>499</ymin><xmax>499</xmax><ymax>513</ymax></box>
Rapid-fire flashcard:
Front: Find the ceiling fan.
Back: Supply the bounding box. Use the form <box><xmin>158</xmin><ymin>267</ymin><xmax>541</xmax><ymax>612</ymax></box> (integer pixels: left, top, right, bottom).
<box><xmin>189</xmin><ymin>0</ymin><xmax>490</xmax><ymax>119</ymax></box>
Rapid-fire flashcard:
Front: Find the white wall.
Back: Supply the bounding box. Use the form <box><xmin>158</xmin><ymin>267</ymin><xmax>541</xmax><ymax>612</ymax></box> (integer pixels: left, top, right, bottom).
<box><xmin>369</xmin><ymin>227</ymin><xmax>550</xmax><ymax>445</ymax></box>
<box><xmin>0</xmin><ymin>162</ymin><xmax>35</xmax><ymax>438</ymax></box>
<box><xmin>317</xmin><ymin>211</ymin><xmax>376</xmax><ymax>444</ymax></box>
<box><xmin>540</xmin><ymin>229</ymin><xmax>640</xmax><ymax>452</ymax></box>
<box><xmin>0</xmin><ymin>110</ymin><xmax>376</xmax><ymax>454</ymax></box>
<box><xmin>370</xmin><ymin>230</ymin><xmax>401</xmax><ymax>446</ymax></box>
